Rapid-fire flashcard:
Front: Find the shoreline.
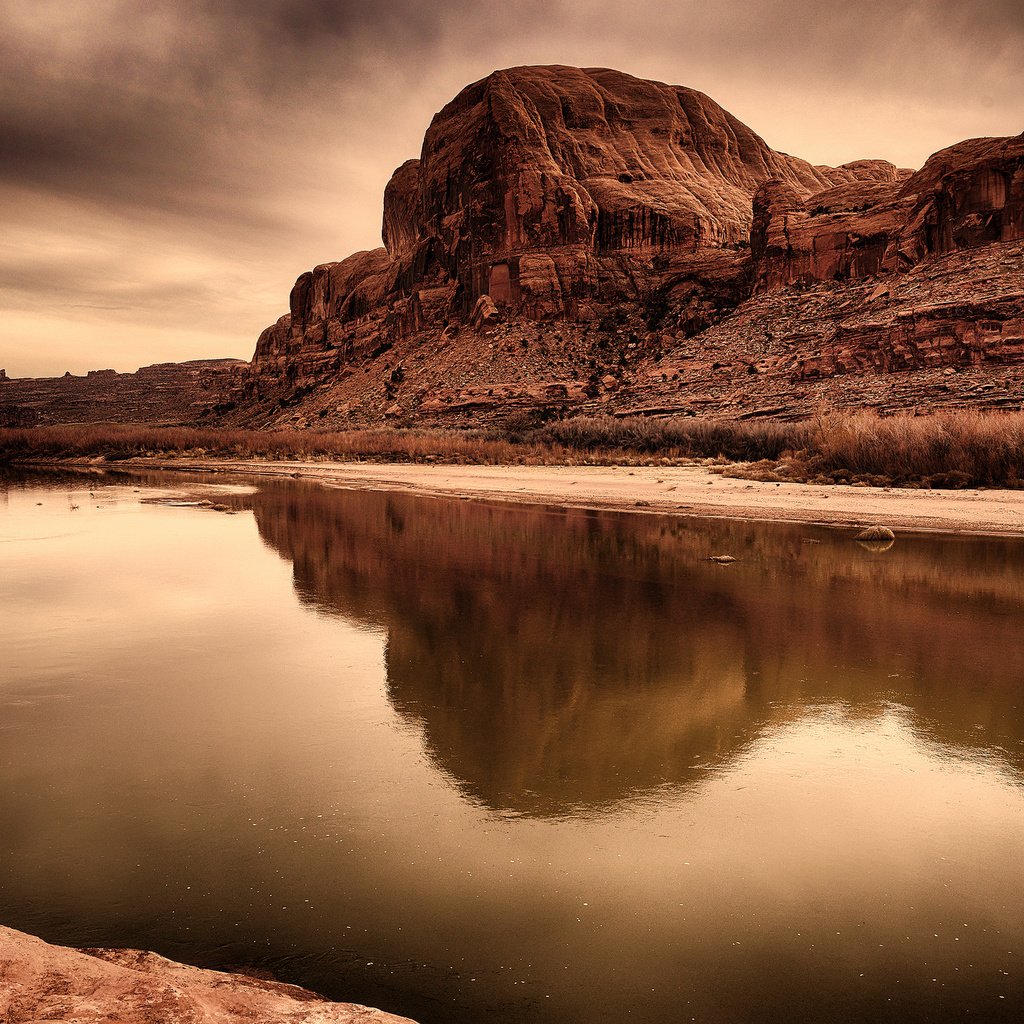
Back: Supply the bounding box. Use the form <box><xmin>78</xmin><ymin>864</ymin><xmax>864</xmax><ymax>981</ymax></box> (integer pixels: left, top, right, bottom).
<box><xmin>15</xmin><ymin>455</ymin><xmax>1024</xmax><ymax>537</ymax></box>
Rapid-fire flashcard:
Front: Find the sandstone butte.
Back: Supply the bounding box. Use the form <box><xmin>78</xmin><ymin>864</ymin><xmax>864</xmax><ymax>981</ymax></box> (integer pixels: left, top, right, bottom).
<box><xmin>3</xmin><ymin>64</ymin><xmax>1023</xmax><ymax>427</ymax></box>
<box><xmin>0</xmin><ymin>924</ymin><xmax>417</xmax><ymax>1024</ymax></box>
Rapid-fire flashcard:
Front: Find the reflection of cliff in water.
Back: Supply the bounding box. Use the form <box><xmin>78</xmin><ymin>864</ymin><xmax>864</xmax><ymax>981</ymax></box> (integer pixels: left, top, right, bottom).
<box><xmin>248</xmin><ymin>480</ymin><xmax>1024</xmax><ymax>816</ymax></box>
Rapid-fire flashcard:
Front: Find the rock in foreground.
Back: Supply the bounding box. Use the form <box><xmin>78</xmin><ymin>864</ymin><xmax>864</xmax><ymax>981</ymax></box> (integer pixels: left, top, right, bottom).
<box><xmin>0</xmin><ymin>924</ymin><xmax>417</xmax><ymax>1024</ymax></box>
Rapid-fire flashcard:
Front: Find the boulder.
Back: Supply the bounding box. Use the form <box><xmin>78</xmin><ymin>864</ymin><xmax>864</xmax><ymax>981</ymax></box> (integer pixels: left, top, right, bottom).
<box><xmin>471</xmin><ymin>294</ymin><xmax>501</xmax><ymax>331</ymax></box>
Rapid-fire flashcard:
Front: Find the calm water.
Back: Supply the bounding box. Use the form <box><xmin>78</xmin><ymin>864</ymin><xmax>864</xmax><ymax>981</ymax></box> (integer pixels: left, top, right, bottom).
<box><xmin>1</xmin><ymin>469</ymin><xmax>1023</xmax><ymax>1022</ymax></box>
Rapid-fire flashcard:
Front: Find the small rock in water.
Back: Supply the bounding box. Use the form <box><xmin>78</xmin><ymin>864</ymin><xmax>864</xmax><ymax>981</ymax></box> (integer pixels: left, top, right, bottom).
<box><xmin>856</xmin><ymin>524</ymin><xmax>896</xmax><ymax>552</ymax></box>
<box><xmin>855</xmin><ymin>525</ymin><xmax>896</xmax><ymax>542</ymax></box>
<box><xmin>709</xmin><ymin>555</ymin><xmax>737</xmax><ymax>564</ymax></box>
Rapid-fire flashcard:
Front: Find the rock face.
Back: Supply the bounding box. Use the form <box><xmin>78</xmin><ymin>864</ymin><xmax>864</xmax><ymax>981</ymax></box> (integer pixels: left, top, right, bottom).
<box><xmin>750</xmin><ymin>134</ymin><xmax>1024</xmax><ymax>289</ymax></box>
<box><xmin>239</xmin><ymin>67</ymin><xmax>903</xmax><ymax>406</ymax></box>
<box><xmin>0</xmin><ymin>924</ymin><xmax>416</xmax><ymax>1024</ymax></box>
<box><xmin>412</xmin><ymin>66</ymin><xmax>878</xmax><ymax>313</ymax></box>
<box><xmin>624</xmin><ymin>239</ymin><xmax>1024</xmax><ymax>420</ymax></box>
<box><xmin>225</xmin><ymin>65</ymin><xmax>1023</xmax><ymax>429</ymax></box>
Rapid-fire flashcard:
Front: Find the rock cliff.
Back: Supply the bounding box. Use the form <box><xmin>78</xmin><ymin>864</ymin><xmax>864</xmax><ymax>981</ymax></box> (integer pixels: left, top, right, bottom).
<box><xmin>228</xmin><ymin>65</ymin><xmax>1022</xmax><ymax>428</ymax></box>
<box><xmin>5</xmin><ymin>66</ymin><xmax>1022</xmax><ymax>429</ymax></box>
<box><xmin>749</xmin><ymin>133</ymin><xmax>1024</xmax><ymax>289</ymax></box>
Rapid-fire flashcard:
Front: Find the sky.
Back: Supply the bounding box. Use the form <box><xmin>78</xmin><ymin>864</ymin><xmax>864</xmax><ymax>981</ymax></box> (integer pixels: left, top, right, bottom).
<box><xmin>2</xmin><ymin>0</ymin><xmax>1022</xmax><ymax>377</ymax></box>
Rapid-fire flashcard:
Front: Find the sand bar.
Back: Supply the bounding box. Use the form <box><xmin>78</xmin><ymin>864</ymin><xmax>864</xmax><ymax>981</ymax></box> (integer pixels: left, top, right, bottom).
<box><xmin>61</xmin><ymin>457</ymin><xmax>1024</xmax><ymax>537</ymax></box>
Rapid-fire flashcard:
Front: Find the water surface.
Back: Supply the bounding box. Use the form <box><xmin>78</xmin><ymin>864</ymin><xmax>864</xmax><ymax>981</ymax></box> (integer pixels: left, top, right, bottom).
<box><xmin>1</xmin><ymin>469</ymin><xmax>1023</xmax><ymax>1022</ymax></box>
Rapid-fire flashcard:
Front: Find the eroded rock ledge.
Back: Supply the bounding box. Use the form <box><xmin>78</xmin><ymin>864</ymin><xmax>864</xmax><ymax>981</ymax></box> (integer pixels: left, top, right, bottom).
<box><xmin>0</xmin><ymin>925</ymin><xmax>416</xmax><ymax>1024</ymax></box>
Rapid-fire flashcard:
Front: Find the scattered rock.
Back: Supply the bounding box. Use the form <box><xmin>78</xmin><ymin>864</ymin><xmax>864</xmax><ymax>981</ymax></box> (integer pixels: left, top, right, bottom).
<box><xmin>471</xmin><ymin>295</ymin><xmax>501</xmax><ymax>333</ymax></box>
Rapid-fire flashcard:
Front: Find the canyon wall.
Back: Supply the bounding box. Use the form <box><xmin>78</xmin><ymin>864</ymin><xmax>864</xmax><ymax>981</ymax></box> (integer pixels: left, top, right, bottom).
<box><xmin>242</xmin><ymin>67</ymin><xmax>908</xmax><ymax>402</ymax></box>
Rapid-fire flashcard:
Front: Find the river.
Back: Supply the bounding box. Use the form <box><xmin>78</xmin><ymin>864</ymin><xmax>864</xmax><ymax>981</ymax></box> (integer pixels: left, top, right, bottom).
<box><xmin>1</xmin><ymin>469</ymin><xmax>1022</xmax><ymax>1022</ymax></box>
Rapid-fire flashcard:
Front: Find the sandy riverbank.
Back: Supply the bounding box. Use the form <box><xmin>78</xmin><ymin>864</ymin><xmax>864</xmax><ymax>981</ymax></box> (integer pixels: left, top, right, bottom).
<box><xmin>61</xmin><ymin>456</ymin><xmax>1024</xmax><ymax>537</ymax></box>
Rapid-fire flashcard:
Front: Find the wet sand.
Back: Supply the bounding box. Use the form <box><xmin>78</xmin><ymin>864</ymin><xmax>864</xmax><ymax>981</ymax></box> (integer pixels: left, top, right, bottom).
<box><xmin>84</xmin><ymin>457</ymin><xmax>1024</xmax><ymax>536</ymax></box>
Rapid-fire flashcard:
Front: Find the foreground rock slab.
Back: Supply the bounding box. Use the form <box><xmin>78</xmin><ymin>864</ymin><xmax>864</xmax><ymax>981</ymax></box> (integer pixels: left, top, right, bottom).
<box><xmin>0</xmin><ymin>925</ymin><xmax>417</xmax><ymax>1024</ymax></box>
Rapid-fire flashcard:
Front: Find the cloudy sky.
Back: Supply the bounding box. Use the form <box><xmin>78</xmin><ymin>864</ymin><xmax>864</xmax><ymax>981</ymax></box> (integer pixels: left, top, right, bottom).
<box><xmin>2</xmin><ymin>0</ymin><xmax>1021</xmax><ymax>377</ymax></box>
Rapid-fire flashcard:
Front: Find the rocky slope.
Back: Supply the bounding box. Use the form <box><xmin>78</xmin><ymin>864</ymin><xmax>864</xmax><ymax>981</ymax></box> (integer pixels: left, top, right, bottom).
<box><xmin>0</xmin><ymin>924</ymin><xmax>415</xmax><ymax>1024</ymax></box>
<box><xmin>5</xmin><ymin>65</ymin><xmax>1022</xmax><ymax>429</ymax></box>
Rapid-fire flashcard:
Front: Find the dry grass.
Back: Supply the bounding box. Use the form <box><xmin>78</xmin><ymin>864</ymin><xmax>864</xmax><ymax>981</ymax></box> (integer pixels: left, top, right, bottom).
<box><xmin>808</xmin><ymin>410</ymin><xmax>1024</xmax><ymax>487</ymax></box>
<box><xmin>0</xmin><ymin>424</ymin><xmax>562</xmax><ymax>465</ymax></box>
<box><xmin>717</xmin><ymin>410</ymin><xmax>1024</xmax><ymax>488</ymax></box>
<box><xmin>3</xmin><ymin>409</ymin><xmax>1024</xmax><ymax>487</ymax></box>
<box><xmin>538</xmin><ymin>414</ymin><xmax>813</xmax><ymax>461</ymax></box>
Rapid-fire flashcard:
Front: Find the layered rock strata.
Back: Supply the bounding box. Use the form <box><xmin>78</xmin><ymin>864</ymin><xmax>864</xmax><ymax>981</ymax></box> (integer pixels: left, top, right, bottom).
<box><xmin>241</xmin><ymin>66</ymin><xmax>906</xmax><ymax>403</ymax></box>
<box><xmin>624</xmin><ymin>240</ymin><xmax>1024</xmax><ymax>420</ymax></box>
<box><xmin>6</xmin><ymin>66</ymin><xmax>1022</xmax><ymax>429</ymax></box>
<box><xmin>750</xmin><ymin>133</ymin><xmax>1024</xmax><ymax>289</ymax></box>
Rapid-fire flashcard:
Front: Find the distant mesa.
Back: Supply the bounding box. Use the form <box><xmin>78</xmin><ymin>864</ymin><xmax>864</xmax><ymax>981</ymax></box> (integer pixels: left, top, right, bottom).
<box><xmin>5</xmin><ymin>65</ymin><xmax>1023</xmax><ymax>428</ymax></box>
<box><xmin>2</xmin><ymin>360</ymin><xmax>248</xmax><ymax>427</ymax></box>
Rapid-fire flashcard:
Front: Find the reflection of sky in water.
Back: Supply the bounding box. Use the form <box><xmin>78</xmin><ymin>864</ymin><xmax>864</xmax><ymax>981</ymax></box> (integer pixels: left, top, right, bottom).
<box><xmin>0</xmin><ymin>471</ymin><xmax>1022</xmax><ymax>1024</ymax></box>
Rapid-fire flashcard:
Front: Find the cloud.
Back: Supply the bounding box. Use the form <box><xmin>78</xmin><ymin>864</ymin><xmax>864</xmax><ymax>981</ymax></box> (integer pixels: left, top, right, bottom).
<box><xmin>1</xmin><ymin>0</ymin><xmax>1021</xmax><ymax>375</ymax></box>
